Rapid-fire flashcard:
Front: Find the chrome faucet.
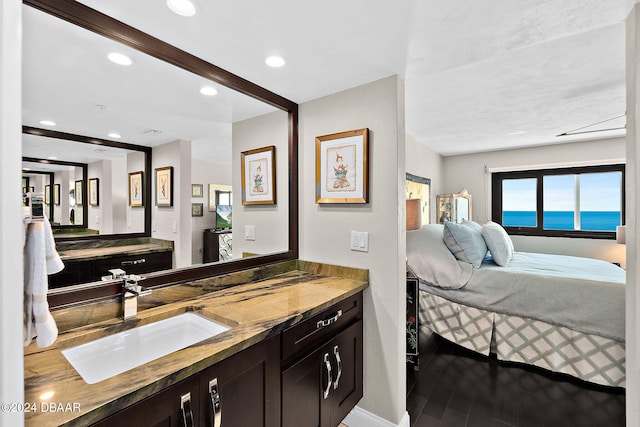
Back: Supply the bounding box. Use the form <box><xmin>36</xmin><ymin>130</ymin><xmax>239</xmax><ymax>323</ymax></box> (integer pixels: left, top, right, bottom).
<box><xmin>122</xmin><ymin>274</ymin><xmax>152</xmax><ymax>320</ymax></box>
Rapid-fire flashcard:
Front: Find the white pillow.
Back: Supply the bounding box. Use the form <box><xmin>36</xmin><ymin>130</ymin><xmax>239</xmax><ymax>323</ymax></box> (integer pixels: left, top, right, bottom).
<box><xmin>407</xmin><ymin>224</ymin><xmax>473</xmax><ymax>289</ymax></box>
<box><xmin>442</xmin><ymin>220</ymin><xmax>487</xmax><ymax>268</ymax></box>
<box><xmin>481</xmin><ymin>221</ymin><xmax>514</xmax><ymax>266</ymax></box>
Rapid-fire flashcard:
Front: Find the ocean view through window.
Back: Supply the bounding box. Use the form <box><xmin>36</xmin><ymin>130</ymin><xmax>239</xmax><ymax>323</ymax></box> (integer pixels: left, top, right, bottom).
<box><xmin>493</xmin><ymin>164</ymin><xmax>625</xmax><ymax>238</ymax></box>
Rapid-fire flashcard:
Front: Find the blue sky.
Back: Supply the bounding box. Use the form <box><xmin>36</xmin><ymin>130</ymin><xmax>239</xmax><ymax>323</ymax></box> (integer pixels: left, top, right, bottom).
<box><xmin>503</xmin><ymin>172</ymin><xmax>622</xmax><ymax>212</ymax></box>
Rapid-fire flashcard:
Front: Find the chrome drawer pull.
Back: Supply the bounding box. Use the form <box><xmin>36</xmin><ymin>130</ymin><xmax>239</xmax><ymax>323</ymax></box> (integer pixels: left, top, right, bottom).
<box><xmin>180</xmin><ymin>392</ymin><xmax>194</xmax><ymax>427</ymax></box>
<box><xmin>209</xmin><ymin>378</ymin><xmax>222</xmax><ymax>427</ymax></box>
<box><xmin>317</xmin><ymin>310</ymin><xmax>342</xmax><ymax>329</ymax></box>
<box><xmin>323</xmin><ymin>353</ymin><xmax>333</xmax><ymax>399</ymax></box>
<box><xmin>333</xmin><ymin>345</ymin><xmax>342</xmax><ymax>390</ymax></box>
<box><xmin>121</xmin><ymin>258</ymin><xmax>146</xmax><ymax>266</ymax></box>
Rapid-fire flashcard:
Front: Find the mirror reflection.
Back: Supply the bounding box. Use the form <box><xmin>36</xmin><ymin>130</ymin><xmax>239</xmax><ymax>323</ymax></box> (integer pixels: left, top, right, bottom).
<box><xmin>23</xmin><ymin>4</ymin><xmax>290</xmax><ymax>288</ymax></box>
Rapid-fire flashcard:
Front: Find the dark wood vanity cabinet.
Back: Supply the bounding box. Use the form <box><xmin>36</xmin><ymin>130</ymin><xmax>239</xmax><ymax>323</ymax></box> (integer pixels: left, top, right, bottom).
<box><xmin>91</xmin><ymin>375</ymin><xmax>200</xmax><ymax>427</ymax></box>
<box><xmin>198</xmin><ymin>335</ymin><xmax>280</xmax><ymax>427</ymax></box>
<box><xmin>281</xmin><ymin>293</ymin><xmax>364</xmax><ymax>427</ymax></box>
<box><xmin>90</xmin><ymin>293</ymin><xmax>363</xmax><ymax>427</ymax></box>
<box><xmin>49</xmin><ymin>251</ymin><xmax>172</xmax><ymax>288</ymax></box>
<box><xmin>92</xmin><ymin>336</ymin><xmax>280</xmax><ymax>427</ymax></box>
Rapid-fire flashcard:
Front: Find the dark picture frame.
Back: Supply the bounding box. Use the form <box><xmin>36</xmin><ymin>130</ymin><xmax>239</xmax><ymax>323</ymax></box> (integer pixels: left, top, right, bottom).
<box><xmin>191</xmin><ymin>203</ymin><xmax>203</xmax><ymax>217</ymax></box>
<box><xmin>74</xmin><ymin>180</ymin><xmax>83</xmax><ymax>205</ymax></box>
<box><xmin>89</xmin><ymin>178</ymin><xmax>99</xmax><ymax>206</ymax></box>
<box><xmin>155</xmin><ymin>166</ymin><xmax>174</xmax><ymax>207</ymax></box>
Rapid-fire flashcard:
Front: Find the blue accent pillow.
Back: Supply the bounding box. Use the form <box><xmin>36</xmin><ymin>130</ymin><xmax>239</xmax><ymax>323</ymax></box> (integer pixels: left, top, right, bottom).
<box><xmin>481</xmin><ymin>221</ymin><xmax>514</xmax><ymax>266</ymax></box>
<box><xmin>443</xmin><ymin>220</ymin><xmax>487</xmax><ymax>268</ymax></box>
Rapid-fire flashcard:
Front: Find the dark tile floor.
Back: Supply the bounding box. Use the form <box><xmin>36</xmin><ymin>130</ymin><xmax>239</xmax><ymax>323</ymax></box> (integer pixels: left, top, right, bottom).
<box><xmin>406</xmin><ymin>332</ymin><xmax>625</xmax><ymax>427</ymax></box>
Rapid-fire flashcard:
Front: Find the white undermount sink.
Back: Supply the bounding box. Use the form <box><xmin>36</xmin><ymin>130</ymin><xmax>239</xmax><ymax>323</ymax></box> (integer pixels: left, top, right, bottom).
<box><xmin>61</xmin><ymin>312</ymin><xmax>230</xmax><ymax>384</ymax></box>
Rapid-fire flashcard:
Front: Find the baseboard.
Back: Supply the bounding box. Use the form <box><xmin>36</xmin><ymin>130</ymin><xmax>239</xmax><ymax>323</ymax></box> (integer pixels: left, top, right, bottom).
<box><xmin>342</xmin><ymin>406</ymin><xmax>410</xmax><ymax>427</ymax></box>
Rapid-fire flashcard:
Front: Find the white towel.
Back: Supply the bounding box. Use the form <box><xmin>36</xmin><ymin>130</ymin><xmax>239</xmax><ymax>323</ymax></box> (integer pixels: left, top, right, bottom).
<box><xmin>23</xmin><ymin>216</ymin><xmax>64</xmax><ymax>347</ymax></box>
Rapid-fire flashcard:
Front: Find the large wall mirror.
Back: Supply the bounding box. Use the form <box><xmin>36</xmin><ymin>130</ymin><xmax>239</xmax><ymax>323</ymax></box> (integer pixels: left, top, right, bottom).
<box><xmin>23</xmin><ymin>0</ymin><xmax>299</xmax><ymax>305</ymax></box>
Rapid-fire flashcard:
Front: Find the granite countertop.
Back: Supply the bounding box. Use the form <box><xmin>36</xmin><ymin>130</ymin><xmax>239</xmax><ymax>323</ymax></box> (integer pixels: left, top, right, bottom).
<box><xmin>55</xmin><ymin>237</ymin><xmax>174</xmax><ymax>262</ymax></box>
<box><xmin>24</xmin><ymin>261</ymin><xmax>368</xmax><ymax>426</ymax></box>
<box><xmin>58</xmin><ymin>243</ymin><xmax>172</xmax><ymax>262</ymax></box>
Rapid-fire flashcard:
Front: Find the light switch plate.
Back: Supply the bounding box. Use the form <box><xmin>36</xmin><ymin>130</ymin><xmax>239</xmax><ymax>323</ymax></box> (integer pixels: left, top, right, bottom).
<box><xmin>172</xmin><ymin>221</ymin><xmax>177</xmax><ymax>233</ymax></box>
<box><xmin>350</xmin><ymin>231</ymin><xmax>369</xmax><ymax>252</ymax></box>
<box><xmin>245</xmin><ymin>225</ymin><xmax>255</xmax><ymax>241</ymax></box>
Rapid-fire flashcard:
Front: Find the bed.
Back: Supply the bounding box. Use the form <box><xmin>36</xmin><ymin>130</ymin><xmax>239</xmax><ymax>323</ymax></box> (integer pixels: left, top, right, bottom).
<box><xmin>406</xmin><ymin>223</ymin><xmax>626</xmax><ymax>388</ymax></box>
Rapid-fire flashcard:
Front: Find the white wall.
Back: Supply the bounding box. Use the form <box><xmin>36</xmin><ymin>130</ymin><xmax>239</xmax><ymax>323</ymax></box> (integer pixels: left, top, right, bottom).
<box><xmin>152</xmin><ymin>140</ymin><xmax>191</xmax><ymax>268</ymax></box>
<box><xmin>406</xmin><ymin>133</ymin><xmax>444</xmax><ymax>223</ymax></box>
<box><xmin>190</xmin><ymin>159</ymin><xmax>232</xmax><ymax>264</ymax></box>
<box><xmin>87</xmin><ymin>160</ymin><xmax>105</xmax><ymax>232</ymax></box>
<box><xmin>0</xmin><ymin>0</ymin><xmax>24</xmax><ymax>425</ymax></box>
<box><xmin>125</xmin><ymin>151</ymin><xmax>146</xmax><ymax>234</ymax></box>
<box><xmin>442</xmin><ymin>138</ymin><xmax>627</xmax><ymax>266</ymax></box>
<box><xmin>626</xmin><ymin>5</ymin><xmax>639</xmax><ymax>426</ymax></box>
<box><xmin>300</xmin><ymin>76</ymin><xmax>407</xmax><ymax>425</ymax></box>
<box><xmin>232</xmin><ymin>110</ymin><xmax>289</xmax><ymax>258</ymax></box>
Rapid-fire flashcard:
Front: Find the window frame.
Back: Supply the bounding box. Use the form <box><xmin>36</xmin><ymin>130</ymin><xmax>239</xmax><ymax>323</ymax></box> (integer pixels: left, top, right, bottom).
<box><xmin>491</xmin><ymin>164</ymin><xmax>625</xmax><ymax>239</ymax></box>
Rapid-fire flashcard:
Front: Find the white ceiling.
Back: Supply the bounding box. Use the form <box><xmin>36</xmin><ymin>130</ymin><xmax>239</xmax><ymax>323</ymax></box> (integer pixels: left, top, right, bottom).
<box><xmin>23</xmin><ymin>0</ymin><xmax>638</xmax><ymax>160</ymax></box>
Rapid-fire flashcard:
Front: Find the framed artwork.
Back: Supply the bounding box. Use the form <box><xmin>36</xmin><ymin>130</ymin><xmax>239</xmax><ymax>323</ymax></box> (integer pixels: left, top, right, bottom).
<box><xmin>155</xmin><ymin>166</ymin><xmax>173</xmax><ymax>207</ymax></box>
<box><xmin>192</xmin><ymin>184</ymin><xmax>203</xmax><ymax>198</ymax></box>
<box><xmin>241</xmin><ymin>146</ymin><xmax>276</xmax><ymax>205</ymax></box>
<box><xmin>208</xmin><ymin>184</ymin><xmax>232</xmax><ymax>212</ymax></box>
<box><xmin>54</xmin><ymin>184</ymin><xmax>60</xmax><ymax>205</ymax></box>
<box><xmin>44</xmin><ymin>185</ymin><xmax>51</xmax><ymax>204</ymax></box>
<box><xmin>75</xmin><ymin>180</ymin><xmax>83</xmax><ymax>205</ymax></box>
<box><xmin>89</xmin><ymin>178</ymin><xmax>99</xmax><ymax>206</ymax></box>
<box><xmin>128</xmin><ymin>171</ymin><xmax>144</xmax><ymax>207</ymax></box>
<box><xmin>315</xmin><ymin>128</ymin><xmax>369</xmax><ymax>204</ymax></box>
<box><xmin>192</xmin><ymin>203</ymin><xmax>203</xmax><ymax>217</ymax></box>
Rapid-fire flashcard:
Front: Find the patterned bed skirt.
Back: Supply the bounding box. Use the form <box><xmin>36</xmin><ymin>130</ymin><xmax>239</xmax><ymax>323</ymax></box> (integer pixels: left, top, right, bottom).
<box><xmin>418</xmin><ymin>291</ymin><xmax>626</xmax><ymax>388</ymax></box>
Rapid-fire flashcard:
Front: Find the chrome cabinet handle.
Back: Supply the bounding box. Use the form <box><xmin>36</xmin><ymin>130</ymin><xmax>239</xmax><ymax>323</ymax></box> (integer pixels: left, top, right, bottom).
<box><xmin>209</xmin><ymin>378</ymin><xmax>222</xmax><ymax>427</ymax></box>
<box><xmin>323</xmin><ymin>353</ymin><xmax>333</xmax><ymax>399</ymax></box>
<box><xmin>180</xmin><ymin>392</ymin><xmax>194</xmax><ymax>427</ymax></box>
<box><xmin>317</xmin><ymin>310</ymin><xmax>342</xmax><ymax>329</ymax></box>
<box><xmin>333</xmin><ymin>345</ymin><xmax>342</xmax><ymax>390</ymax></box>
<box><xmin>121</xmin><ymin>258</ymin><xmax>146</xmax><ymax>266</ymax></box>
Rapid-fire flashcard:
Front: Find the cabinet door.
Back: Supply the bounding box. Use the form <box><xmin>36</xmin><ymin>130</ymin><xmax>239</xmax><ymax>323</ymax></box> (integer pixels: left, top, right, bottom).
<box><xmin>91</xmin><ymin>375</ymin><xmax>200</xmax><ymax>427</ymax></box>
<box><xmin>282</xmin><ymin>320</ymin><xmax>363</xmax><ymax>427</ymax></box>
<box><xmin>282</xmin><ymin>345</ymin><xmax>328</xmax><ymax>427</ymax></box>
<box><xmin>329</xmin><ymin>319</ymin><xmax>363</xmax><ymax>427</ymax></box>
<box><xmin>199</xmin><ymin>335</ymin><xmax>280</xmax><ymax>427</ymax></box>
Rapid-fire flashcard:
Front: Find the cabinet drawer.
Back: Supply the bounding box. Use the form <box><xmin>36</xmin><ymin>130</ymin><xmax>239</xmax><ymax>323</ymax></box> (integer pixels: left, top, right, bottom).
<box><xmin>282</xmin><ymin>292</ymin><xmax>362</xmax><ymax>363</ymax></box>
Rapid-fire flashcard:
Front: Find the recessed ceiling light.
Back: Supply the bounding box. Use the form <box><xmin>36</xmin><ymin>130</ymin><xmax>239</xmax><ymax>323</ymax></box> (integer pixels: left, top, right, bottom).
<box><xmin>108</xmin><ymin>52</ymin><xmax>133</xmax><ymax>66</ymax></box>
<box><xmin>39</xmin><ymin>120</ymin><xmax>56</xmax><ymax>126</ymax></box>
<box><xmin>265</xmin><ymin>56</ymin><xmax>286</xmax><ymax>68</ymax></box>
<box><xmin>167</xmin><ymin>0</ymin><xmax>197</xmax><ymax>16</ymax></box>
<box><xmin>200</xmin><ymin>86</ymin><xmax>218</xmax><ymax>96</ymax></box>
<box><xmin>108</xmin><ymin>132</ymin><xmax>122</xmax><ymax>138</ymax></box>
<box><xmin>47</xmin><ymin>156</ymin><xmax>58</xmax><ymax>160</ymax></box>
<box><xmin>508</xmin><ymin>131</ymin><xmax>527</xmax><ymax>135</ymax></box>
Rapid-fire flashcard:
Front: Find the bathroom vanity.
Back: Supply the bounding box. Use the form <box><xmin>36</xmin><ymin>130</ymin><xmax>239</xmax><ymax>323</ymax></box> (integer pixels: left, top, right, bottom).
<box><xmin>23</xmin><ymin>261</ymin><xmax>367</xmax><ymax>427</ymax></box>
<box><xmin>49</xmin><ymin>238</ymin><xmax>174</xmax><ymax>288</ymax></box>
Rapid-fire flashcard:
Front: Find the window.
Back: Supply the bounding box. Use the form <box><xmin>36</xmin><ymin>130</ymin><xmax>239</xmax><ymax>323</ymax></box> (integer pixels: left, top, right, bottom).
<box><xmin>492</xmin><ymin>164</ymin><xmax>625</xmax><ymax>239</ymax></box>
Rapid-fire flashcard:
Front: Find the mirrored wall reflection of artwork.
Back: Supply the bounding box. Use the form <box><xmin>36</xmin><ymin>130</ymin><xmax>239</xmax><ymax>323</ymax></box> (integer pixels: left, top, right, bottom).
<box><xmin>22</xmin><ymin>1</ymin><xmax>295</xmax><ymax>292</ymax></box>
<box><xmin>405</xmin><ymin>173</ymin><xmax>431</xmax><ymax>226</ymax></box>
